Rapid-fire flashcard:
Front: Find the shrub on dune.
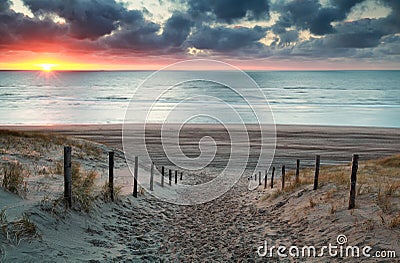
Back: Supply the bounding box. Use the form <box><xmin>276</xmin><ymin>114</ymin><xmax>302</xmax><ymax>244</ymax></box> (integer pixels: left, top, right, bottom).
<box><xmin>0</xmin><ymin>162</ymin><xmax>28</xmax><ymax>197</ymax></box>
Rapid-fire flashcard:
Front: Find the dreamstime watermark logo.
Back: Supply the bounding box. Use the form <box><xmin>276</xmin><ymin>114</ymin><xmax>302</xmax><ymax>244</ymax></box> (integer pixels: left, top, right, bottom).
<box><xmin>257</xmin><ymin>234</ymin><xmax>397</xmax><ymax>259</ymax></box>
<box><xmin>122</xmin><ymin>59</ymin><xmax>276</xmax><ymax>205</ymax></box>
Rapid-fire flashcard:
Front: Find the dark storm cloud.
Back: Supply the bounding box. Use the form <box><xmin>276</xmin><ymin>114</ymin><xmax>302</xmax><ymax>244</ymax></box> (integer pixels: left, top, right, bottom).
<box><xmin>23</xmin><ymin>0</ymin><xmax>126</xmax><ymax>40</ymax></box>
<box><xmin>188</xmin><ymin>25</ymin><xmax>266</xmax><ymax>52</ymax></box>
<box><xmin>272</xmin><ymin>0</ymin><xmax>367</xmax><ymax>36</ymax></box>
<box><xmin>380</xmin><ymin>0</ymin><xmax>400</xmax><ymax>32</ymax></box>
<box><xmin>322</xmin><ymin>19</ymin><xmax>385</xmax><ymax>49</ymax></box>
<box><xmin>312</xmin><ymin>0</ymin><xmax>400</xmax><ymax>50</ymax></box>
<box><xmin>0</xmin><ymin>0</ymin><xmax>10</xmax><ymax>12</ymax></box>
<box><xmin>103</xmin><ymin>12</ymin><xmax>193</xmax><ymax>52</ymax></box>
<box><xmin>332</xmin><ymin>0</ymin><xmax>366</xmax><ymax>14</ymax></box>
<box><xmin>271</xmin><ymin>30</ymin><xmax>298</xmax><ymax>47</ymax></box>
<box><xmin>286</xmin><ymin>36</ymin><xmax>359</xmax><ymax>59</ymax></box>
<box><xmin>374</xmin><ymin>34</ymin><xmax>400</xmax><ymax>56</ymax></box>
<box><xmin>18</xmin><ymin>0</ymin><xmax>194</xmax><ymax>52</ymax></box>
<box><xmin>268</xmin><ymin>0</ymin><xmax>400</xmax><ymax>59</ymax></box>
<box><xmin>161</xmin><ymin>12</ymin><xmax>194</xmax><ymax>47</ymax></box>
<box><xmin>186</xmin><ymin>0</ymin><xmax>270</xmax><ymax>23</ymax></box>
<box><xmin>270</xmin><ymin>0</ymin><xmax>400</xmax><ymax>60</ymax></box>
<box><xmin>285</xmin><ymin>16</ymin><xmax>400</xmax><ymax>59</ymax></box>
<box><xmin>0</xmin><ymin>0</ymin><xmax>67</xmax><ymax>47</ymax></box>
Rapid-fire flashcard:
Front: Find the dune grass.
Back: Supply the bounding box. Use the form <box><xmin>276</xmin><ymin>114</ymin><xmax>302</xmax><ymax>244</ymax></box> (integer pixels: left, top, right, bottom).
<box><xmin>41</xmin><ymin>162</ymin><xmax>122</xmax><ymax>214</ymax></box>
<box><xmin>0</xmin><ymin>210</ymin><xmax>40</xmax><ymax>245</ymax></box>
<box><xmin>262</xmin><ymin>154</ymin><xmax>400</xmax><ymax>227</ymax></box>
<box><xmin>0</xmin><ymin>162</ymin><xmax>29</xmax><ymax>197</ymax></box>
<box><xmin>0</xmin><ymin>129</ymin><xmax>120</xmax><ymax>214</ymax></box>
<box><xmin>0</xmin><ymin>129</ymin><xmax>105</xmax><ymax>163</ymax></box>
<box><xmin>40</xmin><ymin>195</ymin><xmax>68</xmax><ymax>219</ymax></box>
<box><xmin>269</xmin><ymin>155</ymin><xmax>400</xmax><ymax>197</ymax></box>
<box><xmin>389</xmin><ymin>213</ymin><xmax>400</xmax><ymax>228</ymax></box>
<box><xmin>71</xmin><ymin>163</ymin><xmax>98</xmax><ymax>213</ymax></box>
<box><xmin>100</xmin><ymin>181</ymin><xmax>122</xmax><ymax>203</ymax></box>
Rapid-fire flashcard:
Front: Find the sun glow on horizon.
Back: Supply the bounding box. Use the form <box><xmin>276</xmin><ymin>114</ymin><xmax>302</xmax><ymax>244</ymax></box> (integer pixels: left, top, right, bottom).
<box><xmin>1</xmin><ymin>54</ymin><xmax>399</xmax><ymax>72</ymax></box>
<box><xmin>5</xmin><ymin>58</ymin><xmax>103</xmax><ymax>71</ymax></box>
<box><xmin>39</xmin><ymin>63</ymin><xmax>56</xmax><ymax>72</ymax></box>
<box><xmin>0</xmin><ymin>56</ymin><xmax>169</xmax><ymax>71</ymax></box>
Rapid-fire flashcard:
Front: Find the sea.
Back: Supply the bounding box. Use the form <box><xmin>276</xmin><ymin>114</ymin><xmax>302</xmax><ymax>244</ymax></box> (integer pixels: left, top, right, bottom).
<box><xmin>0</xmin><ymin>70</ymin><xmax>399</xmax><ymax>128</ymax></box>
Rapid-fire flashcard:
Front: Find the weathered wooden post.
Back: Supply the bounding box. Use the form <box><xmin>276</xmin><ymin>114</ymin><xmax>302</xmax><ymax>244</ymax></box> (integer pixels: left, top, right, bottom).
<box><xmin>64</xmin><ymin>146</ymin><xmax>72</xmax><ymax>208</ymax></box>
<box><xmin>281</xmin><ymin>165</ymin><xmax>285</xmax><ymax>190</ymax></box>
<box><xmin>161</xmin><ymin>166</ymin><xmax>165</xmax><ymax>187</ymax></box>
<box><xmin>264</xmin><ymin>170</ymin><xmax>268</xmax><ymax>189</ymax></box>
<box><xmin>169</xmin><ymin>169</ymin><xmax>172</xmax><ymax>186</ymax></box>
<box><xmin>109</xmin><ymin>151</ymin><xmax>114</xmax><ymax>202</ymax></box>
<box><xmin>259</xmin><ymin>171</ymin><xmax>262</xmax><ymax>186</ymax></box>
<box><xmin>295</xmin><ymin>159</ymin><xmax>300</xmax><ymax>184</ymax></box>
<box><xmin>175</xmin><ymin>170</ymin><xmax>178</xmax><ymax>184</ymax></box>
<box><xmin>180</xmin><ymin>171</ymin><xmax>183</xmax><ymax>180</ymax></box>
<box><xmin>133</xmin><ymin>156</ymin><xmax>138</xmax><ymax>197</ymax></box>
<box><xmin>313</xmin><ymin>155</ymin><xmax>320</xmax><ymax>190</ymax></box>
<box><xmin>271</xmin><ymin>166</ymin><xmax>275</xmax><ymax>189</ymax></box>
<box><xmin>150</xmin><ymin>163</ymin><xmax>154</xmax><ymax>191</ymax></box>
<box><xmin>348</xmin><ymin>154</ymin><xmax>359</xmax><ymax>209</ymax></box>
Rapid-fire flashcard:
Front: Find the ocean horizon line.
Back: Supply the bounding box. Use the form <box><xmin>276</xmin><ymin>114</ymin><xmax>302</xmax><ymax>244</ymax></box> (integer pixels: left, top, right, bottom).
<box><xmin>1</xmin><ymin>122</ymin><xmax>399</xmax><ymax>129</ymax></box>
<box><xmin>1</xmin><ymin>69</ymin><xmax>399</xmax><ymax>73</ymax></box>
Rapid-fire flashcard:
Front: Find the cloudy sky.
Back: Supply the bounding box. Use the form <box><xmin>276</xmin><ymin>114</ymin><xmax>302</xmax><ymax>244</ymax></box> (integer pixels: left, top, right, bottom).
<box><xmin>0</xmin><ymin>0</ymin><xmax>399</xmax><ymax>70</ymax></box>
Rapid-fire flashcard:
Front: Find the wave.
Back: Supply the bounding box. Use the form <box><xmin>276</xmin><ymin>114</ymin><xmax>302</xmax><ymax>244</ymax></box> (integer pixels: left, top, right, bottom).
<box><xmin>95</xmin><ymin>96</ymin><xmax>129</xmax><ymax>101</ymax></box>
<box><xmin>282</xmin><ymin>86</ymin><xmax>319</xmax><ymax>90</ymax></box>
<box><xmin>26</xmin><ymin>95</ymin><xmax>51</xmax><ymax>99</ymax></box>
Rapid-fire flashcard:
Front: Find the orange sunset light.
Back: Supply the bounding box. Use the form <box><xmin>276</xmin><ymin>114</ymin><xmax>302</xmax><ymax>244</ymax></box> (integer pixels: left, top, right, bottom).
<box><xmin>0</xmin><ymin>57</ymin><xmax>159</xmax><ymax>71</ymax></box>
<box><xmin>6</xmin><ymin>60</ymin><xmax>102</xmax><ymax>71</ymax></box>
<box><xmin>39</xmin><ymin>63</ymin><xmax>56</xmax><ymax>72</ymax></box>
<box><xmin>31</xmin><ymin>59</ymin><xmax>94</xmax><ymax>71</ymax></box>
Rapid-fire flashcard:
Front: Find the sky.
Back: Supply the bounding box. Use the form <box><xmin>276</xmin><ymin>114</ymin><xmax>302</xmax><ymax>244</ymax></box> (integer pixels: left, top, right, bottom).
<box><xmin>0</xmin><ymin>0</ymin><xmax>399</xmax><ymax>70</ymax></box>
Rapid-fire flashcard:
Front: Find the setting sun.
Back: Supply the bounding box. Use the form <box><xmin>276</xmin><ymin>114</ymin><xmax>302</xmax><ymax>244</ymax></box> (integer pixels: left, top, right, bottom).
<box><xmin>40</xmin><ymin>63</ymin><xmax>56</xmax><ymax>72</ymax></box>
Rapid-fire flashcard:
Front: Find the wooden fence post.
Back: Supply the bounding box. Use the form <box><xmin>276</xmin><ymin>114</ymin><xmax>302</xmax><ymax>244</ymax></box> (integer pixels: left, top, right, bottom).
<box><xmin>254</xmin><ymin>173</ymin><xmax>257</xmax><ymax>181</ymax></box>
<box><xmin>281</xmin><ymin>165</ymin><xmax>285</xmax><ymax>190</ymax></box>
<box><xmin>348</xmin><ymin>154</ymin><xmax>359</xmax><ymax>209</ymax></box>
<box><xmin>64</xmin><ymin>146</ymin><xmax>72</xmax><ymax>208</ymax></box>
<box><xmin>271</xmin><ymin>166</ymin><xmax>275</xmax><ymax>189</ymax></box>
<box><xmin>264</xmin><ymin>170</ymin><xmax>268</xmax><ymax>189</ymax></box>
<box><xmin>133</xmin><ymin>156</ymin><xmax>138</xmax><ymax>197</ymax></box>
<box><xmin>259</xmin><ymin>171</ymin><xmax>262</xmax><ymax>186</ymax></box>
<box><xmin>313</xmin><ymin>155</ymin><xmax>320</xmax><ymax>190</ymax></box>
<box><xmin>109</xmin><ymin>151</ymin><xmax>114</xmax><ymax>202</ymax></box>
<box><xmin>180</xmin><ymin>171</ymin><xmax>183</xmax><ymax>180</ymax></box>
<box><xmin>150</xmin><ymin>163</ymin><xmax>154</xmax><ymax>191</ymax></box>
<box><xmin>295</xmin><ymin>159</ymin><xmax>300</xmax><ymax>184</ymax></box>
<box><xmin>161</xmin><ymin>166</ymin><xmax>165</xmax><ymax>187</ymax></box>
<box><xmin>175</xmin><ymin>170</ymin><xmax>178</xmax><ymax>184</ymax></box>
<box><xmin>169</xmin><ymin>169</ymin><xmax>172</xmax><ymax>186</ymax></box>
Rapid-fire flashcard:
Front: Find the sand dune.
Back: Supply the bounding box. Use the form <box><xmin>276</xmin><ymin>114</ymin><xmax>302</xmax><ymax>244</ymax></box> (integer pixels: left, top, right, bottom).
<box><xmin>0</xmin><ymin>124</ymin><xmax>399</xmax><ymax>261</ymax></box>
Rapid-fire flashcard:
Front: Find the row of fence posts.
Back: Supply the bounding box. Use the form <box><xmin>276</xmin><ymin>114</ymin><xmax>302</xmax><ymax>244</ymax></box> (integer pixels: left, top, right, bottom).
<box><xmin>64</xmin><ymin>146</ymin><xmax>359</xmax><ymax>210</ymax></box>
<box><xmin>62</xmin><ymin>146</ymin><xmax>186</xmax><ymax>207</ymax></box>
<box><xmin>254</xmin><ymin>154</ymin><xmax>359</xmax><ymax>210</ymax></box>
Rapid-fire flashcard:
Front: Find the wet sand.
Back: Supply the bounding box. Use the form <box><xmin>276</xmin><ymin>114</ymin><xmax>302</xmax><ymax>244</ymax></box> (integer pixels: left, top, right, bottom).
<box><xmin>3</xmin><ymin>124</ymin><xmax>399</xmax><ymax>168</ymax></box>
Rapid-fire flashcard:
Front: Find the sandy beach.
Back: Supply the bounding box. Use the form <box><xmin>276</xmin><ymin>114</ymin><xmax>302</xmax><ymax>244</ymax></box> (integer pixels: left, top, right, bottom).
<box><xmin>0</xmin><ymin>124</ymin><xmax>399</xmax><ymax>262</ymax></box>
<box><xmin>5</xmin><ymin>123</ymin><xmax>399</xmax><ymax>167</ymax></box>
